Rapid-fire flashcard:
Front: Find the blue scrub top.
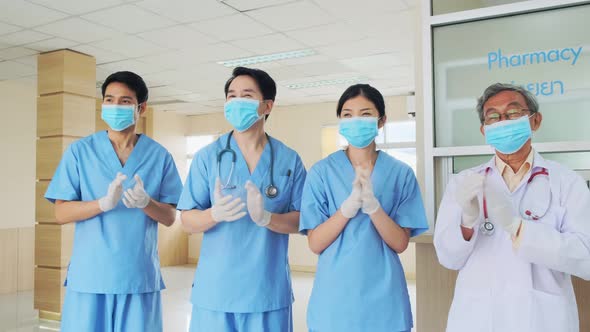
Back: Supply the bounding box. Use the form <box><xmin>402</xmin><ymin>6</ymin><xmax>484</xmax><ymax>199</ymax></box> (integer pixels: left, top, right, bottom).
<box><xmin>45</xmin><ymin>131</ymin><xmax>183</xmax><ymax>294</ymax></box>
<box><xmin>177</xmin><ymin>132</ymin><xmax>307</xmax><ymax>313</ymax></box>
<box><xmin>299</xmin><ymin>150</ymin><xmax>428</xmax><ymax>332</ymax></box>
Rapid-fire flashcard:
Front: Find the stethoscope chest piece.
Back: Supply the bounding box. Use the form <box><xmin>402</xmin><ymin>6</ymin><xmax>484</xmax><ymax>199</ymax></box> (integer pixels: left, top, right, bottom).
<box><xmin>480</xmin><ymin>219</ymin><xmax>495</xmax><ymax>236</ymax></box>
<box><xmin>265</xmin><ymin>185</ymin><xmax>278</xmax><ymax>198</ymax></box>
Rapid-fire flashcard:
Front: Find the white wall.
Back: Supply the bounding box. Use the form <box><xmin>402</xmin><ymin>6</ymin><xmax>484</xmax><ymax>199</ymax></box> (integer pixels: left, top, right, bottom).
<box><xmin>185</xmin><ymin>96</ymin><xmax>417</xmax><ymax>277</ymax></box>
<box><xmin>0</xmin><ymin>79</ymin><xmax>36</xmax><ymax>229</ymax></box>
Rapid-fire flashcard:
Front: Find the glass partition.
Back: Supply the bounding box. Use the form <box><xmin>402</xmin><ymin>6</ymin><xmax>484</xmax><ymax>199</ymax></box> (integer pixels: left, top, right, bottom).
<box><xmin>433</xmin><ymin>4</ymin><xmax>590</xmax><ymax>147</ymax></box>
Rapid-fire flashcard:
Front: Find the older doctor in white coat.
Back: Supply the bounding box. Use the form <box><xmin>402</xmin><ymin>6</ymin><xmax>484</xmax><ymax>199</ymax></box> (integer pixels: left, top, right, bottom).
<box><xmin>434</xmin><ymin>83</ymin><xmax>590</xmax><ymax>332</ymax></box>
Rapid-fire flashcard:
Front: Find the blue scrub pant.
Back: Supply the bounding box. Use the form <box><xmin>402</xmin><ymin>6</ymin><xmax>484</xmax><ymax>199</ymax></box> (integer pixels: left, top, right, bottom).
<box><xmin>61</xmin><ymin>287</ymin><xmax>162</xmax><ymax>332</ymax></box>
<box><xmin>189</xmin><ymin>306</ymin><xmax>293</xmax><ymax>332</ymax></box>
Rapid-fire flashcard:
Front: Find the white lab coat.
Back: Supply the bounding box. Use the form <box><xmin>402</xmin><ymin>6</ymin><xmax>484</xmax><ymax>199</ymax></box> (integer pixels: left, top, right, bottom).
<box><xmin>434</xmin><ymin>152</ymin><xmax>590</xmax><ymax>332</ymax></box>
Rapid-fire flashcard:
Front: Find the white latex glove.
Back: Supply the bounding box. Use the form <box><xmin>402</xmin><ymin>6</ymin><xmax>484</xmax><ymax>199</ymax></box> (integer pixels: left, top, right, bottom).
<box><xmin>122</xmin><ymin>175</ymin><xmax>151</xmax><ymax>209</ymax></box>
<box><xmin>245</xmin><ymin>181</ymin><xmax>272</xmax><ymax>227</ymax></box>
<box><xmin>485</xmin><ymin>186</ymin><xmax>522</xmax><ymax>236</ymax></box>
<box><xmin>357</xmin><ymin>167</ymin><xmax>380</xmax><ymax>215</ymax></box>
<box><xmin>211</xmin><ymin>178</ymin><xmax>247</xmax><ymax>222</ymax></box>
<box><xmin>455</xmin><ymin>171</ymin><xmax>485</xmax><ymax>228</ymax></box>
<box><xmin>98</xmin><ymin>172</ymin><xmax>127</xmax><ymax>212</ymax></box>
<box><xmin>340</xmin><ymin>171</ymin><xmax>363</xmax><ymax>219</ymax></box>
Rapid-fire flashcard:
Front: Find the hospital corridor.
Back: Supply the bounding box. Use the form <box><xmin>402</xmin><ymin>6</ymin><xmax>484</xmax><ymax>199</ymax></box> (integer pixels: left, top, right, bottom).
<box><xmin>0</xmin><ymin>0</ymin><xmax>589</xmax><ymax>332</ymax></box>
<box><xmin>0</xmin><ymin>266</ymin><xmax>418</xmax><ymax>332</ymax></box>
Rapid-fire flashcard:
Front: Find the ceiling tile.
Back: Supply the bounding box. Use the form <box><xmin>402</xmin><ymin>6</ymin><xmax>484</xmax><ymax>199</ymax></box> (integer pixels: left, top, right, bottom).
<box><xmin>13</xmin><ymin>54</ymin><xmax>38</xmax><ymax>69</ymax></box>
<box><xmin>96</xmin><ymin>67</ymin><xmax>113</xmax><ymax>82</ymax></box>
<box><xmin>314</xmin><ymin>0</ymin><xmax>407</xmax><ymax>18</ymax></box>
<box><xmin>0</xmin><ymin>22</ymin><xmax>22</xmax><ymax>35</ymax></box>
<box><xmin>275</xmin><ymin>54</ymin><xmax>330</xmax><ymax>66</ymax></box>
<box><xmin>0</xmin><ymin>30</ymin><xmax>51</xmax><ymax>46</ymax></box>
<box><xmin>367</xmin><ymin>78</ymin><xmax>413</xmax><ymax>91</ymax></box>
<box><xmin>0</xmin><ymin>47</ymin><xmax>38</xmax><ymax>61</ymax></box>
<box><xmin>189</xmin><ymin>13</ymin><xmax>273</xmax><ymax>42</ymax></box>
<box><xmin>229</xmin><ymin>33</ymin><xmax>304</xmax><ymax>54</ymax></box>
<box><xmin>301</xmin><ymin>85</ymin><xmax>351</xmax><ymax>96</ymax></box>
<box><xmin>138</xmin><ymin>25</ymin><xmax>216</xmax><ymax>49</ymax></box>
<box><xmin>0</xmin><ymin>60</ymin><xmax>36</xmax><ymax>80</ymax></box>
<box><xmin>183</xmin><ymin>63</ymin><xmax>233</xmax><ymax>80</ymax></box>
<box><xmin>171</xmin><ymin>79</ymin><xmax>226</xmax><ymax>98</ymax></box>
<box><xmin>97</xmin><ymin>59</ymin><xmax>164</xmax><ymax>76</ymax></box>
<box><xmin>339</xmin><ymin>53</ymin><xmax>411</xmax><ymax>72</ymax></box>
<box><xmin>149</xmin><ymin>86</ymin><xmax>192</xmax><ymax>98</ymax></box>
<box><xmin>35</xmin><ymin>18</ymin><xmax>119</xmax><ymax>43</ymax></box>
<box><xmin>246</xmin><ymin>1</ymin><xmax>335</xmax><ymax>32</ymax></box>
<box><xmin>261</xmin><ymin>65</ymin><xmax>304</xmax><ymax>81</ymax></box>
<box><xmin>275</xmin><ymin>85</ymin><xmax>309</xmax><ymax>100</ymax></box>
<box><xmin>91</xmin><ymin>35</ymin><xmax>166</xmax><ymax>58</ymax></box>
<box><xmin>221</xmin><ymin>0</ymin><xmax>294</xmax><ymax>11</ymax></box>
<box><xmin>285</xmin><ymin>22</ymin><xmax>365</xmax><ymax>47</ymax></box>
<box><xmin>70</xmin><ymin>44</ymin><xmax>128</xmax><ymax>64</ymax></box>
<box><xmin>181</xmin><ymin>42</ymin><xmax>253</xmax><ymax>63</ymax></box>
<box><xmin>0</xmin><ymin>1</ymin><xmax>67</xmax><ymax>27</ymax></box>
<box><xmin>316</xmin><ymin>38</ymin><xmax>400</xmax><ymax>60</ymax></box>
<box><xmin>25</xmin><ymin>37</ymin><xmax>78</xmax><ymax>52</ymax></box>
<box><xmin>82</xmin><ymin>4</ymin><xmax>176</xmax><ymax>34</ymax></box>
<box><xmin>372</xmin><ymin>85</ymin><xmax>414</xmax><ymax>97</ymax></box>
<box><xmin>401</xmin><ymin>0</ymin><xmax>416</xmax><ymax>7</ymax></box>
<box><xmin>28</xmin><ymin>0</ymin><xmax>130</xmax><ymax>15</ymax></box>
<box><xmin>345</xmin><ymin>9</ymin><xmax>415</xmax><ymax>41</ymax></box>
<box><xmin>286</xmin><ymin>60</ymin><xmax>354</xmax><ymax>77</ymax></box>
<box><xmin>364</xmin><ymin>65</ymin><xmax>413</xmax><ymax>82</ymax></box>
<box><xmin>277</xmin><ymin>71</ymin><xmax>364</xmax><ymax>86</ymax></box>
<box><xmin>141</xmin><ymin>70</ymin><xmax>188</xmax><ymax>87</ymax></box>
<box><xmin>238</xmin><ymin>61</ymin><xmax>284</xmax><ymax>73</ymax></box>
<box><xmin>135</xmin><ymin>0</ymin><xmax>236</xmax><ymax>24</ymax></box>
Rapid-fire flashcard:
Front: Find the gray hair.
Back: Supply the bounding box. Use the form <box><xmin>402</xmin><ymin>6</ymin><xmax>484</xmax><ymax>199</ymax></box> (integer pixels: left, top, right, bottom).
<box><xmin>476</xmin><ymin>83</ymin><xmax>539</xmax><ymax>124</ymax></box>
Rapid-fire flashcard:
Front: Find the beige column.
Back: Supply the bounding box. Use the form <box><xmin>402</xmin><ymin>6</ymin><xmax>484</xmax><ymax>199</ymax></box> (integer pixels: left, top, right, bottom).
<box><xmin>35</xmin><ymin>49</ymin><xmax>96</xmax><ymax>320</ymax></box>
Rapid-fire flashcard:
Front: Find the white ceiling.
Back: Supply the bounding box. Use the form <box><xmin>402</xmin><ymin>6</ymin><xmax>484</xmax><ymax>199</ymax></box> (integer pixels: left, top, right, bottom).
<box><xmin>0</xmin><ymin>0</ymin><xmax>417</xmax><ymax>115</ymax></box>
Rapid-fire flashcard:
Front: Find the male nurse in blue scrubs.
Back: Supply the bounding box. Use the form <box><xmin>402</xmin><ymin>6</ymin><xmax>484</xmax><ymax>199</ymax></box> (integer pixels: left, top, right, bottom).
<box><xmin>178</xmin><ymin>67</ymin><xmax>307</xmax><ymax>332</ymax></box>
<box><xmin>45</xmin><ymin>71</ymin><xmax>183</xmax><ymax>332</ymax></box>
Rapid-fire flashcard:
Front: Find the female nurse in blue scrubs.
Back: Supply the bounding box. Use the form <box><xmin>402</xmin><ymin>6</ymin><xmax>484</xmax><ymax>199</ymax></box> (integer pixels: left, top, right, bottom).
<box><xmin>178</xmin><ymin>67</ymin><xmax>307</xmax><ymax>332</ymax></box>
<box><xmin>300</xmin><ymin>84</ymin><xmax>429</xmax><ymax>332</ymax></box>
<box><xmin>45</xmin><ymin>71</ymin><xmax>183</xmax><ymax>332</ymax></box>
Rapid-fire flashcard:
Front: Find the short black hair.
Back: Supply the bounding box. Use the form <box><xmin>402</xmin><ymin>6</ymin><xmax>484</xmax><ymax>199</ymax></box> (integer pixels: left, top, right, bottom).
<box><xmin>336</xmin><ymin>84</ymin><xmax>386</xmax><ymax>118</ymax></box>
<box><xmin>101</xmin><ymin>71</ymin><xmax>149</xmax><ymax>104</ymax></box>
<box><xmin>224</xmin><ymin>67</ymin><xmax>277</xmax><ymax>101</ymax></box>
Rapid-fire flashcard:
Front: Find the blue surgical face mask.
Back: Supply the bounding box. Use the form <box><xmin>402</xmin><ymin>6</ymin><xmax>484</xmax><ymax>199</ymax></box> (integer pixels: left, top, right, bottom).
<box><xmin>101</xmin><ymin>104</ymin><xmax>136</xmax><ymax>132</ymax></box>
<box><xmin>339</xmin><ymin>117</ymin><xmax>379</xmax><ymax>149</ymax></box>
<box><xmin>224</xmin><ymin>98</ymin><xmax>262</xmax><ymax>132</ymax></box>
<box><xmin>484</xmin><ymin>115</ymin><xmax>532</xmax><ymax>154</ymax></box>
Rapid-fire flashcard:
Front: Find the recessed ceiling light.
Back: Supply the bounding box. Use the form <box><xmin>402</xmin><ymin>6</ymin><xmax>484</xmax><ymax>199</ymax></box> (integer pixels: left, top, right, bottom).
<box><xmin>218</xmin><ymin>49</ymin><xmax>315</xmax><ymax>67</ymax></box>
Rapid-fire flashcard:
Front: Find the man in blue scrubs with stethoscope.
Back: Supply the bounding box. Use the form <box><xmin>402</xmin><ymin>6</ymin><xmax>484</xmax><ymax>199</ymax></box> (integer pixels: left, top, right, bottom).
<box><xmin>434</xmin><ymin>83</ymin><xmax>590</xmax><ymax>332</ymax></box>
<box><xmin>45</xmin><ymin>71</ymin><xmax>183</xmax><ymax>331</ymax></box>
<box><xmin>178</xmin><ymin>67</ymin><xmax>307</xmax><ymax>332</ymax></box>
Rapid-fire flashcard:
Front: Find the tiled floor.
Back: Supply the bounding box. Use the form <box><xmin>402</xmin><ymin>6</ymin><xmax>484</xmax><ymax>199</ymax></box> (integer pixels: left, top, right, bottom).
<box><xmin>0</xmin><ymin>265</ymin><xmax>417</xmax><ymax>332</ymax></box>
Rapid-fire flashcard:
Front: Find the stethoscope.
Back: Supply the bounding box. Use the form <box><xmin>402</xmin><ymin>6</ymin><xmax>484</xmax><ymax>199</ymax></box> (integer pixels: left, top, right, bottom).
<box><xmin>480</xmin><ymin>166</ymin><xmax>550</xmax><ymax>236</ymax></box>
<box><xmin>217</xmin><ymin>130</ymin><xmax>278</xmax><ymax>198</ymax></box>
